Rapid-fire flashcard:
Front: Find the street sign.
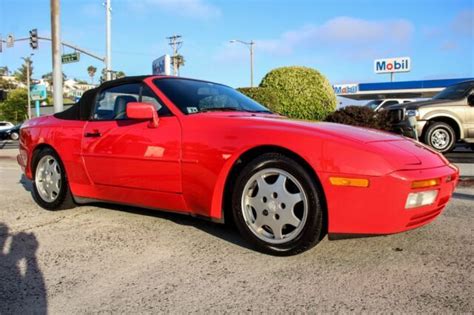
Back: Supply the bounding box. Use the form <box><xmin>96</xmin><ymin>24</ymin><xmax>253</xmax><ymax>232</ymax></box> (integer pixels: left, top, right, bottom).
<box><xmin>6</xmin><ymin>34</ymin><xmax>14</xmax><ymax>48</ymax></box>
<box><xmin>30</xmin><ymin>84</ymin><xmax>47</xmax><ymax>101</ymax></box>
<box><xmin>62</xmin><ymin>52</ymin><xmax>80</xmax><ymax>64</ymax></box>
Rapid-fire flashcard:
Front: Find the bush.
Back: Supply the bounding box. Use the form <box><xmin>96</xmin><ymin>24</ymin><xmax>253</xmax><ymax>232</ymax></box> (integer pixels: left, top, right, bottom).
<box><xmin>324</xmin><ymin>105</ymin><xmax>392</xmax><ymax>131</ymax></box>
<box><xmin>0</xmin><ymin>88</ymin><xmax>28</xmax><ymax>123</ymax></box>
<box><xmin>259</xmin><ymin>66</ymin><xmax>336</xmax><ymax>120</ymax></box>
<box><xmin>237</xmin><ymin>87</ymin><xmax>280</xmax><ymax>112</ymax></box>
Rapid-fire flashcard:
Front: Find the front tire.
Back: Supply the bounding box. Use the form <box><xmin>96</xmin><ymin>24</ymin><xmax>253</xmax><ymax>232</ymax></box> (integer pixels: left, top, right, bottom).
<box><xmin>232</xmin><ymin>153</ymin><xmax>325</xmax><ymax>256</ymax></box>
<box><xmin>32</xmin><ymin>148</ymin><xmax>76</xmax><ymax>210</ymax></box>
<box><xmin>423</xmin><ymin>122</ymin><xmax>456</xmax><ymax>153</ymax></box>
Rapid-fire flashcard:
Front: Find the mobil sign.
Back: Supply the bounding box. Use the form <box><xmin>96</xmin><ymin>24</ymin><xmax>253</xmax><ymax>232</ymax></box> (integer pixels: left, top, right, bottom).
<box><xmin>374</xmin><ymin>57</ymin><xmax>411</xmax><ymax>74</ymax></box>
<box><xmin>333</xmin><ymin>83</ymin><xmax>358</xmax><ymax>95</ymax></box>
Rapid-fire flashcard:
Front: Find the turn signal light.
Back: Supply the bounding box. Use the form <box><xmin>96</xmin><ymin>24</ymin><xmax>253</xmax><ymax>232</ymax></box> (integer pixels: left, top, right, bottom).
<box><xmin>329</xmin><ymin>177</ymin><xmax>369</xmax><ymax>188</ymax></box>
<box><xmin>411</xmin><ymin>178</ymin><xmax>440</xmax><ymax>189</ymax></box>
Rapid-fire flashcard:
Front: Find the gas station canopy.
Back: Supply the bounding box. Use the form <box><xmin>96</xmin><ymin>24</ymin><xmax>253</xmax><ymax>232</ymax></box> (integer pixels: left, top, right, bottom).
<box><xmin>333</xmin><ymin>78</ymin><xmax>474</xmax><ymax>100</ymax></box>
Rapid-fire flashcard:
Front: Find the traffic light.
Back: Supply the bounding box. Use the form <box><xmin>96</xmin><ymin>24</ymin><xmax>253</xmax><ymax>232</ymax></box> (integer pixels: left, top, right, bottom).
<box><xmin>29</xmin><ymin>29</ymin><xmax>38</xmax><ymax>49</ymax></box>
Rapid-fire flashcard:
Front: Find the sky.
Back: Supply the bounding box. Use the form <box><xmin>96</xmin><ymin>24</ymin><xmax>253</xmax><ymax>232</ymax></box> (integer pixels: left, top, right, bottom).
<box><xmin>0</xmin><ymin>0</ymin><xmax>473</xmax><ymax>89</ymax></box>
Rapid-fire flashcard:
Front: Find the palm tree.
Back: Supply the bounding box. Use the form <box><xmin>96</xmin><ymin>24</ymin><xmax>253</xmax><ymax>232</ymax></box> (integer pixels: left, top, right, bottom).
<box><xmin>87</xmin><ymin>66</ymin><xmax>97</xmax><ymax>84</ymax></box>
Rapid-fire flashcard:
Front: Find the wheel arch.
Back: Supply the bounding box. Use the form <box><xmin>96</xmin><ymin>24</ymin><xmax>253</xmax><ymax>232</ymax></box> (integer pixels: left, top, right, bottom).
<box><xmin>30</xmin><ymin>143</ymin><xmax>60</xmax><ymax>176</ymax></box>
<box><xmin>216</xmin><ymin>145</ymin><xmax>328</xmax><ymax>233</ymax></box>
<box><xmin>422</xmin><ymin>114</ymin><xmax>463</xmax><ymax>140</ymax></box>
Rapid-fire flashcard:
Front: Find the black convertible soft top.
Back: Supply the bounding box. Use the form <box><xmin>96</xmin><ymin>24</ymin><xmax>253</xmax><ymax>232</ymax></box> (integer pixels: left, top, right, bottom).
<box><xmin>53</xmin><ymin>88</ymin><xmax>97</xmax><ymax>121</ymax></box>
<box><xmin>53</xmin><ymin>75</ymin><xmax>150</xmax><ymax>121</ymax></box>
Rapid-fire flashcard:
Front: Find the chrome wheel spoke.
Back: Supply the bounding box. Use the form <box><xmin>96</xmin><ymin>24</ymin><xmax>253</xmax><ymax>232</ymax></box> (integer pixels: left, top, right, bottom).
<box><xmin>269</xmin><ymin>222</ymin><xmax>283</xmax><ymax>240</ymax></box>
<box><xmin>281</xmin><ymin>210</ymin><xmax>301</xmax><ymax>228</ymax></box>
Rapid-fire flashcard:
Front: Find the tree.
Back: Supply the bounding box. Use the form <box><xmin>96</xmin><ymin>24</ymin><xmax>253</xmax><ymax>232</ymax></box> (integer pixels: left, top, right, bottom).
<box><xmin>259</xmin><ymin>66</ymin><xmax>336</xmax><ymax>120</ymax></box>
<box><xmin>14</xmin><ymin>58</ymin><xmax>33</xmax><ymax>85</ymax></box>
<box><xmin>87</xmin><ymin>66</ymin><xmax>97</xmax><ymax>84</ymax></box>
<box><xmin>0</xmin><ymin>88</ymin><xmax>28</xmax><ymax>123</ymax></box>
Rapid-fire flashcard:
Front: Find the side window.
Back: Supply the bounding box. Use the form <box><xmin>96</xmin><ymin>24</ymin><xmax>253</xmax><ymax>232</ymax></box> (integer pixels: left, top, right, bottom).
<box><xmin>93</xmin><ymin>83</ymin><xmax>141</xmax><ymax>120</ymax></box>
<box><xmin>381</xmin><ymin>100</ymin><xmax>399</xmax><ymax>108</ymax></box>
<box><xmin>140</xmin><ymin>85</ymin><xmax>171</xmax><ymax>116</ymax></box>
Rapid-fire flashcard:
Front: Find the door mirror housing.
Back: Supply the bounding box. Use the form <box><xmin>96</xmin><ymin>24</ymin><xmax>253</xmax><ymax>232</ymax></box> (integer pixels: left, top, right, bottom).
<box><xmin>468</xmin><ymin>94</ymin><xmax>474</xmax><ymax>106</ymax></box>
<box><xmin>126</xmin><ymin>102</ymin><xmax>159</xmax><ymax>127</ymax></box>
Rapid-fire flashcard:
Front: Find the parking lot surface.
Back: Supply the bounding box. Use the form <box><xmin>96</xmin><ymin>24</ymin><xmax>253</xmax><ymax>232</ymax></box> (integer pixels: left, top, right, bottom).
<box><xmin>0</xmin><ymin>150</ymin><xmax>473</xmax><ymax>313</ymax></box>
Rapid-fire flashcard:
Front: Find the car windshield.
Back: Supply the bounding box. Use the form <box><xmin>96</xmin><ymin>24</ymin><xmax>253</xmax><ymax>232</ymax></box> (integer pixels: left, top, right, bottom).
<box><xmin>154</xmin><ymin>78</ymin><xmax>272</xmax><ymax>114</ymax></box>
<box><xmin>432</xmin><ymin>81</ymin><xmax>474</xmax><ymax>100</ymax></box>
<box><xmin>365</xmin><ymin>100</ymin><xmax>382</xmax><ymax>110</ymax></box>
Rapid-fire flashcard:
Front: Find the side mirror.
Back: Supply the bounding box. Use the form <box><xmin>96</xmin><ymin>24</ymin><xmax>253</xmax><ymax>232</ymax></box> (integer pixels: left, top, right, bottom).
<box><xmin>126</xmin><ymin>102</ymin><xmax>159</xmax><ymax>127</ymax></box>
<box><xmin>468</xmin><ymin>94</ymin><xmax>474</xmax><ymax>106</ymax></box>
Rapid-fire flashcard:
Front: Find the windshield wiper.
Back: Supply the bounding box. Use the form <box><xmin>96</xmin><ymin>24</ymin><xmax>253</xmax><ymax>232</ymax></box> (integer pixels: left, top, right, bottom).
<box><xmin>199</xmin><ymin>107</ymin><xmax>240</xmax><ymax>112</ymax></box>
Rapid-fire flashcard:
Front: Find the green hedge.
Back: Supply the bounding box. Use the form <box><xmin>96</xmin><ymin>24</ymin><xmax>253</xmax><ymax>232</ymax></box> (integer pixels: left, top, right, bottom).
<box><xmin>237</xmin><ymin>87</ymin><xmax>280</xmax><ymax>113</ymax></box>
<box><xmin>324</xmin><ymin>105</ymin><xmax>392</xmax><ymax>131</ymax></box>
<box><xmin>259</xmin><ymin>66</ymin><xmax>336</xmax><ymax>120</ymax></box>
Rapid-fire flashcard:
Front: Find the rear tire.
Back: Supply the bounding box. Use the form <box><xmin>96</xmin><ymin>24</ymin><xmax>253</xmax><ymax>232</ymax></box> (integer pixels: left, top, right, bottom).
<box><xmin>32</xmin><ymin>148</ymin><xmax>76</xmax><ymax>210</ymax></box>
<box><xmin>423</xmin><ymin>122</ymin><xmax>456</xmax><ymax>153</ymax></box>
<box><xmin>231</xmin><ymin>153</ymin><xmax>325</xmax><ymax>256</ymax></box>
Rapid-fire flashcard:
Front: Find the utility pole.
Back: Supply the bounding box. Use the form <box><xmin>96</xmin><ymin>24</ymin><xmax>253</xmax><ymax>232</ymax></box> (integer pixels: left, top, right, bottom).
<box><xmin>167</xmin><ymin>35</ymin><xmax>182</xmax><ymax>76</ymax></box>
<box><xmin>249</xmin><ymin>40</ymin><xmax>254</xmax><ymax>88</ymax></box>
<box><xmin>105</xmin><ymin>0</ymin><xmax>112</xmax><ymax>81</ymax></box>
<box><xmin>50</xmin><ymin>0</ymin><xmax>63</xmax><ymax>113</ymax></box>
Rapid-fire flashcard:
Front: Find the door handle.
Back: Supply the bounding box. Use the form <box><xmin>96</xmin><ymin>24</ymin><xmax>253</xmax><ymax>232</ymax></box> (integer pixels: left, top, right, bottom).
<box><xmin>84</xmin><ymin>131</ymin><xmax>101</xmax><ymax>138</ymax></box>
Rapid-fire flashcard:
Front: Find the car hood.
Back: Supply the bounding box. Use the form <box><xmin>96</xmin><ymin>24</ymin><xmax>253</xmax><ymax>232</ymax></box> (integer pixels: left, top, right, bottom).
<box><xmin>228</xmin><ymin>113</ymin><xmax>448</xmax><ymax>169</ymax></box>
<box><xmin>237</xmin><ymin>114</ymin><xmax>403</xmax><ymax>143</ymax></box>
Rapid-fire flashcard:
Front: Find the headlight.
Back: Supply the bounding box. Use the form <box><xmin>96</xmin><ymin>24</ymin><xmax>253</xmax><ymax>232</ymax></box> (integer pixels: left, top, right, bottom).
<box><xmin>405</xmin><ymin>190</ymin><xmax>438</xmax><ymax>209</ymax></box>
<box><xmin>406</xmin><ymin>109</ymin><xmax>419</xmax><ymax>119</ymax></box>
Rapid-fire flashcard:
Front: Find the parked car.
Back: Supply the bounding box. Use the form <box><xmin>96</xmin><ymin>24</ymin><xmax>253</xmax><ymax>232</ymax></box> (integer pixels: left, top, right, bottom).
<box><xmin>0</xmin><ymin>121</ymin><xmax>14</xmax><ymax>132</ymax></box>
<box><xmin>365</xmin><ymin>99</ymin><xmax>413</xmax><ymax>112</ymax></box>
<box><xmin>18</xmin><ymin>76</ymin><xmax>459</xmax><ymax>255</ymax></box>
<box><xmin>0</xmin><ymin>123</ymin><xmax>22</xmax><ymax>140</ymax></box>
<box><xmin>389</xmin><ymin>80</ymin><xmax>474</xmax><ymax>153</ymax></box>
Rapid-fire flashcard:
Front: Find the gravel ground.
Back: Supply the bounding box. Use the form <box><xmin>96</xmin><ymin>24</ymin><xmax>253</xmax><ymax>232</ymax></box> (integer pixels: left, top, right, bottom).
<box><xmin>0</xmin><ymin>155</ymin><xmax>473</xmax><ymax>313</ymax></box>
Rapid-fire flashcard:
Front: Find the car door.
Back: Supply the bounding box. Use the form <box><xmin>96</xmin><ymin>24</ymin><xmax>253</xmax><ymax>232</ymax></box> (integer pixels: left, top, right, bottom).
<box><xmin>81</xmin><ymin>82</ymin><xmax>182</xmax><ymax>193</ymax></box>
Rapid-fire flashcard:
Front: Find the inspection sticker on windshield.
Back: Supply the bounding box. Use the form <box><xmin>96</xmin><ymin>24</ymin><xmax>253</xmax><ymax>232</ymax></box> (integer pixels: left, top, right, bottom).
<box><xmin>187</xmin><ymin>107</ymin><xmax>199</xmax><ymax>114</ymax></box>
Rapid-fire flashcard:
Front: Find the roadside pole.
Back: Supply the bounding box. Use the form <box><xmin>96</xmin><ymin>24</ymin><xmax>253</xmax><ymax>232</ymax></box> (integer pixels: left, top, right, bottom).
<box><xmin>26</xmin><ymin>59</ymin><xmax>31</xmax><ymax>120</ymax></box>
<box><xmin>105</xmin><ymin>0</ymin><xmax>112</xmax><ymax>81</ymax></box>
<box><xmin>51</xmin><ymin>0</ymin><xmax>63</xmax><ymax>113</ymax></box>
<box><xmin>35</xmin><ymin>100</ymin><xmax>40</xmax><ymax>117</ymax></box>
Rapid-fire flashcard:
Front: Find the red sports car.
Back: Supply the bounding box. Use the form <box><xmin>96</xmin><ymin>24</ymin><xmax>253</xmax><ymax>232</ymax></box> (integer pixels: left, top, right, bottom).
<box><xmin>18</xmin><ymin>76</ymin><xmax>459</xmax><ymax>255</ymax></box>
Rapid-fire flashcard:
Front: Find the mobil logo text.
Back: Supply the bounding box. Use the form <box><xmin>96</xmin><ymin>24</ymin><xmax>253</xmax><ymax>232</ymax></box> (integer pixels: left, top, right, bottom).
<box><xmin>374</xmin><ymin>57</ymin><xmax>411</xmax><ymax>74</ymax></box>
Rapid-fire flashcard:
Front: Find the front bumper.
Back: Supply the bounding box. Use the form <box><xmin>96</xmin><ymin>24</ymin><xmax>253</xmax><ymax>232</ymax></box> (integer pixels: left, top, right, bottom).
<box><xmin>322</xmin><ymin>164</ymin><xmax>458</xmax><ymax>235</ymax></box>
<box><xmin>392</xmin><ymin>120</ymin><xmax>427</xmax><ymax>139</ymax></box>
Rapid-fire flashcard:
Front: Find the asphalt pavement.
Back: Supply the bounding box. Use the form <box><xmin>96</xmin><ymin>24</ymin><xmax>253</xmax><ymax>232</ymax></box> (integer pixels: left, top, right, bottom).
<box><xmin>0</xmin><ymin>149</ymin><xmax>473</xmax><ymax>313</ymax></box>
